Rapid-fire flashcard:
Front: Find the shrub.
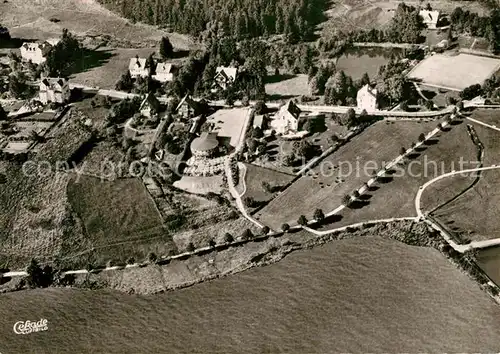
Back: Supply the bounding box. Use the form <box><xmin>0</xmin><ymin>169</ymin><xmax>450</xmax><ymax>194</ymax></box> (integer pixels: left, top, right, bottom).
<box><xmin>400</xmin><ymin>146</ymin><xmax>406</xmax><ymax>155</ymax></box>
<box><xmin>208</xmin><ymin>239</ymin><xmax>216</xmax><ymax>248</ymax></box>
<box><xmin>261</xmin><ymin>226</ymin><xmax>270</xmax><ymax>235</ymax></box>
<box><xmin>148</xmin><ymin>252</ymin><xmax>157</xmax><ymax>263</ymax></box>
<box><xmin>241</xmin><ymin>228</ymin><xmax>253</xmax><ymax>240</ymax></box>
<box><xmin>352</xmin><ymin>190</ymin><xmax>360</xmax><ymax>199</ymax></box>
<box><xmin>342</xmin><ymin>194</ymin><xmax>351</xmax><ymax>206</ymax></box>
<box><xmin>186</xmin><ymin>243</ymin><xmax>195</xmax><ymax>252</ymax></box>
<box><xmin>297</xmin><ymin>215</ymin><xmax>308</xmax><ymax>226</ymax></box>
<box><xmin>281</xmin><ymin>223</ymin><xmax>290</xmax><ymax>232</ymax></box>
<box><xmin>126</xmin><ymin>257</ymin><xmax>135</xmax><ymax>265</ymax></box>
<box><xmin>418</xmin><ymin>133</ymin><xmax>425</xmax><ymax>142</ymax></box>
<box><xmin>224</xmin><ymin>232</ymin><xmax>234</xmax><ymax>243</ymax></box>
<box><xmin>313</xmin><ymin>208</ymin><xmax>325</xmax><ymax>223</ymax></box>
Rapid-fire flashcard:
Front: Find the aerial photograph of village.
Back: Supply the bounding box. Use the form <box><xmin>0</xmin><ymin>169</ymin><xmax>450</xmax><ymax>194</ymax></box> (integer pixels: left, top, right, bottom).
<box><xmin>1</xmin><ymin>0</ymin><xmax>500</xmax><ymax>352</ymax></box>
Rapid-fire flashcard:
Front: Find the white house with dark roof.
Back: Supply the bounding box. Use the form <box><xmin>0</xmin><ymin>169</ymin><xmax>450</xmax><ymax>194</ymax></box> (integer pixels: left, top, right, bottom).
<box><xmin>153</xmin><ymin>62</ymin><xmax>175</xmax><ymax>82</ymax></box>
<box><xmin>212</xmin><ymin>66</ymin><xmax>238</xmax><ymax>91</ymax></box>
<box><xmin>20</xmin><ymin>41</ymin><xmax>54</xmax><ymax>64</ymax></box>
<box><xmin>129</xmin><ymin>57</ymin><xmax>149</xmax><ymax>78</ymax></box>
<box><xmin>139</xmin><ymin>93</ymin><xmax>161</xmax><ymax>118</ymax></box>
<box><xmin>175</xmin><ymin>94</ymin><xmax>201</xmax><ymax>119</ymax></box>
<box><xmin>419</xmin><ymin>10</ymin><xmax>440</xmax><ymax>29</ymax></box>
<box><xmin>270</xmin><ymin>100</ymin><xmax>302</xmax><ymax>135</ymax></box>
<box><xmin>356</xmin><ymin>84</ymin><xmax>378</xmax><ymax>111</ymax></box>
<box><xmin>39</xmin><ymin>77</ymin><xmax>70</xmax><ymax>104</ymax></box>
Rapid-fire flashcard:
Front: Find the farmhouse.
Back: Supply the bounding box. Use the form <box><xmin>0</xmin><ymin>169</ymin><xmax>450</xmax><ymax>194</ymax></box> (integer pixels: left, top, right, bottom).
<box><xmin>39</xmin><ymin>77</ymin><xmax>70</xmax><ymax>104</ymax></box>
<box><xmin>270</xmin><ymin>100</ymin><xmax>302</xmax><ymax>135</ymax></box>
<box><xmin>129</xmin><ymin>57</ymin><xmax>149</xmax><ymax>78</ymax></box>
<box><xmin>419</xmin><ymin>10</ymin><xmax>440</xmax><ymax>29</ymax></box>
<box><xmin>153</xmin><ymin>62</ymin><xmax>175</xmax><ymax>83</ymax></box>
<box><xmin>176</xmin><ymin>94</ymin><xmax>202</xmax><ymax>119</ymax></box>
<box><xmin>357</xmin><ymin>85</ymin><xmax>378</xmax><ymax>111</ymax></box>
<box><xmin>139</xmin><ymin>93</ymin><xmax>161</xmax><ymax>118</ymax></box>
<box><xmin>20</xmin><ymin>41</ymin><xmax>54</xmax><ymax>64</ymax></box>
<box><xmin>190</xmin><ymin>132</ymin><xmax>219</xmax><ymax>158</ymax></box>
<box><xmin>213</xmin><ymin>66</ymin><xmax>238</xmax><ymax>91</ymax></box>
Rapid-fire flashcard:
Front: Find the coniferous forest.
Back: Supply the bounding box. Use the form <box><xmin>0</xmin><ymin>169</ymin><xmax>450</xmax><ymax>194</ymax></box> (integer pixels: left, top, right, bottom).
<box><xmin>97</xmin><ymin>0</ymin><xmax>327</xmax><ymax>41</ymax></box>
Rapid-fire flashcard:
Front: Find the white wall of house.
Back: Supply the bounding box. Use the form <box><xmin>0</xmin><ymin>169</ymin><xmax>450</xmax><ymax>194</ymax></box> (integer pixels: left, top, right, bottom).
<box><xmin>20</xmin><ymin>45</ymin><xmax>46</xmax><ymax>64</ymax></box>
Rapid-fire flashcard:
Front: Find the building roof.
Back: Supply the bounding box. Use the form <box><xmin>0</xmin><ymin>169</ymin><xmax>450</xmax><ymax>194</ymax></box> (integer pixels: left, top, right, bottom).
<box><xmin>40</xmin><ymin>77</ymin><xmax>67</xmax><ymax>91</ymax></box>
<box><xmin>419</xmin><ymin>10</ymin><xmax>440</xmax><ymax>25</ymax></box>
<box><xmin>129</xmin><ymin>57</ymin><xmax>147</xmax><ymax>71</ymax></box>
<box><xmin>357</xmin><ymin>84</ymin><xmax>378</xmax><ymax>99</ymax></box>
<box><xmin>176</xmin><ymin>94</ymin><xmax>200</xmax><ymax>113</ymax></box>
<box><xmin>191</xmin><ymin>132</ymin><xmax>219</xmax><ymax>152</ymax></box>
<box><xmin>155</xmin><ymin>62</ymin><xmax>174</xmax><ymax>74</ymax></box>
<box><xmin>253</xmin><ymin>115</ymin><xmax>264</xmax><ymax>128</ymax></box>
<box><xmin>21</xmin><ymin>41</ymin><xmax>53</xmax><ymax>56</ymax></box>
<box><xmin>215</xmin><ymin>66</ymin><xmax>238</xmax><ymax>81</ymax></box>
<box><xmin>279</xmin><ymin>100</ymin><xmax>301</xmax><ymax>120</ymax></box>
<box><xmin>140</xmin><ymin>93</ymin><xmax>161</xmax><ymax>112</ymax></box>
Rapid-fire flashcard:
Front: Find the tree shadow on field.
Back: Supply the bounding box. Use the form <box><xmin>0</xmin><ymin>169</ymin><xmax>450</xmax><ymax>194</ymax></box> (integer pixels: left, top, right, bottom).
<box><xmin>367</xmin><ymin>185</ymin><xmax>379</xmax><ymax>192</ymax></box>
<box><xmin>323</xmin><ymin>213</ymin><xmax>343</xmax><ymax>225</ymax></box>
<box><xmin>265</xmin><ymin>74</ymin><xmax>297</xmax><ymax>84</ymax></box>
<box><xmin>72</xmin><ymin>48</ymin><xmax>115</xmax><ymax>75</ymax></box>
<box><xmin>424</xmin><ymin>138</ymin><xmax>439</xmax><ymax>146</ymax></box>
<box><xmin>407</xmin><ymin>151</ymin><xmax>421</xmax><ymax>160</ymax></box>
<box><xmin>348</xmin><ymin>197</ymin><xmax>371</xmax><ymax>209</ymax></box>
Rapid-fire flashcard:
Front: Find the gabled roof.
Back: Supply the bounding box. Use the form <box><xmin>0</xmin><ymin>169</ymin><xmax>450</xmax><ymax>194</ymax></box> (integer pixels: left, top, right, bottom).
<box><xmin>357</xmin><ymin>84</ymin><xmax>378</xmax><ymax>99</ymax></box>
<box><xmin>175</xmin><ymin>94</ymin><xmax>200</xmax><ymax>113</ymax></box>
<box><xmin>280</xmin><ymin>100</ymin><xmax>301</xmax><ymax>120</ymax></box>
<box><xmin>140</xmin><ymin>93</ymin><xmax>161</xmax><ymax>112</ymax></box>
<box><xmin>419</xmin><ymin>10</ymin><xmax>440</xmax><ymax>25</ymax></box>
<box><xmin>215</xmin><ymin>66</ymin><xmax>238</xmax><ymax>81</ymax></box>
<box><xmin>21</xmin><ymin>41</ymin><xmax>53</xmax><ymax>55</ymax></box>
<box><xmin>129</xmin><ymin>57</ymin><xmax>147</xmax><ymax>71</ymax></box>
<box><xmin>40</xmin><ymin>77</ymin><xmax>68</xmax><ymax>91</ymax></box>
<box><xmin>155</xmin><ymin>62</ymin><xmax>174</xmax><ymax>74</ymax></box>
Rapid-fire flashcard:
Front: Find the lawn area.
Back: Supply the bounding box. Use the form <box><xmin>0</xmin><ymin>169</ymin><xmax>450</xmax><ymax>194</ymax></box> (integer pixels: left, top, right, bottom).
<box><xmin>407</xmin><ymin>53</ymin><xmax>500</xmax><ymax>91</ymax></box>
<box><xmin>241</xmin><ymin>163</ymin><xmax>296</xmax><ymax>203</ymax></box>
<box><xmin>320</xmin><ymin>119</ymin><xmax>479</xmax><ymax>229</ymax></box>
<box><xmin>265</xmin><ymin>74</ymin><xmax>310</xmax><ymax>100</ymax></box>
<box><xmin>430</xmin><ymin>119</ymin><xmax>500</xmax><ymax>242</ymax></box>
<box><xmin>66</xmin><ymin>175</ymin><xmax>175</xmax><ymax>266</ymax></box>
<box><xmin>256</xmin><ymin>120</ymin><xmax>439</xmax><ymax>229</ymax></box>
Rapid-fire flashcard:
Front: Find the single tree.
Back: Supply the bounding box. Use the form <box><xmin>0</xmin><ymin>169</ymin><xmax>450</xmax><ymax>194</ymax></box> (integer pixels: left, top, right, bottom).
<box><xmin>224</xmin><ymin>233</ymin><xmax>234</xmax><ymax>243</ymax></box>
<box><xmin>159</xmin><ymin>36</ymin><xmax>174</xmax><ymax>59</ymax></box>
<box><xmin>148</xmin><ymin>252</ymin><xmax>158</xmax><ymax>263</ymax></box>
<box><xmin>313</xmin><ymin>208</ymin><xmax>325</xmax><ymax>223</ymax></box>
<box><xmin>208</xmin><ymin>239</ymin><xmax>216</xmax><ymax>248</ymax></box>
<box><xmin>418</xmin><ymin>133</ymin><xmax>425</xmax><ymax>143</ymax></box>
<box><xmin>297</xmin><ymin>215</ymin><xmax>308</xmax><ymax>226</ymax></box>
<box><xmin>261</xmin><ymin>226</ymin><xmax>270</xmax><ymax>235</ymax></box>
<box><xmin>116</xmin><ymin>70</ymin><xmax>134</xmax><ymax>92</ymax></box>
<box><xmin>252</xmin><ymin>126</ymin><xmax>264</xmax><ymax>139</ymax></box>
<box><xmin>281</xmin><ymin>223</ymin><xmax>290</xmax><ymax>233</ymax></box>
<box><xmin>186</xmin><ymin>243</ymin><xmax>195</xmax><ymax>252</ymax></box>
<box><xmin>241</xmin><ymin>228</ymin><xmax>253</xmax><ymax>240</ymax></box>
<box><xmin>400</xmin><ymin>100</ymin><xmax>409</xmax><ymax>111</ymax></box>
<box><xmin>126</xmin><ymin>257</ymin><xmax>135</xmax><ymax>265</ymax></box>
<box><xmin>400</xmin><ymin>146</ymin><xmax>406</xmax><ymax>155</ymax></box>
<box><xmin>352</xmin><ymin>190</ymin><xmax>360</xmax><ymax>199</ymax></box>
<box><xmin>342</xmin><ymin>194</ymin><xmax>352</xmax><ymax>206</ymax></box>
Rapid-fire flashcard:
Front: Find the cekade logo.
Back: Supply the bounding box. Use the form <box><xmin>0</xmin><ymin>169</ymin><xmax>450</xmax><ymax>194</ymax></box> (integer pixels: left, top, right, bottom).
<box><xmin>13</xmin><ymin>319</ymin><xmax>48</xmax><ymax>335</ymax></box>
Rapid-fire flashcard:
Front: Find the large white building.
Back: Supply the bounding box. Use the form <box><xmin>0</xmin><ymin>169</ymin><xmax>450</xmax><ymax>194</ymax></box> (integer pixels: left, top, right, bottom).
<box><xmin>39</xmin><ymin>78</ymin><xmax>70</xmax><ymax>104</ymax></box>
<box><xmin>356</xmin><ymin>85</ymin><xmax>378</xmax><ymax>111</ymax></box>
<box><xmin>419</xmin><ymin>10</ymin><xmax>440</xmax><ymax>29</ymax></box>
<box><xmin>128</xmin><ymin>57</ymin><xmax>149</xmax><ymax>78</ymax></box>
<box><xmin>20</xmin><ymin>41</ymin><xmax>54</xmax><ymax>64</ymax></box>
<box><xmin>270</xmin><ymin>100</ymin><xmax>302</xmax><ymax>135</ymax></box>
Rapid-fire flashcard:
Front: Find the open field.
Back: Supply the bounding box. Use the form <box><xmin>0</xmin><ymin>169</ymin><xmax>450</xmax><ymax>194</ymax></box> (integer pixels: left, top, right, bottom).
<box><xmin>323</xmin><ymin>119</ymin><xmax>479</xmax><ymax>228</ymax></box>
<box><xmin>256</xmin><ymin>120</ymin><xmax>439</xmax><ymax>229</ymax></box>
<box><xmin>206</xmin><ymin>107</ymin><xmax>250</xmax><ymax>148</ymax></box>
<box><xmin>241</xmin><ymin>163</ymin><xmax>296</xmax><ymax>203</ymax></box>
<box><xmin>0</xmin><ymin>0</ymin><xmax>194</xmax><ymax>49</ymax></box>
<box><xmin>407</xmin><ymin>53</ymin><xmax>500</xmax><ymax>91</ymax></box>
<box><xmin>265</xmin><ymin>74</ymin><xmax>310</xmax><ymax>100</ymax></box>
<box><xmin>431</xmin><ymin>116</ymin><xmax>500</xmax><ymax>242</ymax></box>
<box><xmin>2</xmin><ymin>236</ymin><xmax>500</xmax><ymax>352</ymax></box>
<box><xmin>477</xmin><ymin>246</ymin><xmax>500</xmax><ymax>286</ymax></box>
<box><xmin>66</xmin><ymin>175</ymin><xmax>174</xmax><ymax>266</ymax></box>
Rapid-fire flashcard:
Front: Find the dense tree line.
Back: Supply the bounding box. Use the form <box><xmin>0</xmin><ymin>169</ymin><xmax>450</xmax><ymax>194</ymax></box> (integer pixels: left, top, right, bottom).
<box><xmin>97</xmin><ymin>0</ymin><xmax>326</xmax><ymax>41</ymax></box>
<box><xmin>376</xmin><ymin>59</ymin><xmax>415</xmax><ymax>106</ymax></box>
<box><xmin>450</xmin><ymin>7</ymin><xmax>500</xmax><ymax>53</ymax></box>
